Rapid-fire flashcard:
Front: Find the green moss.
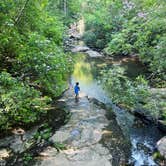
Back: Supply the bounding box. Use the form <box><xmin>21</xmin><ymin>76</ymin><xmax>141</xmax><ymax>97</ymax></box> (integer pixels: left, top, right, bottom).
<box><xmin>153</xmin><ymin>151</ymin><xmax>165</xmax><ymax>160</ymax></box>
<box><xmin>53</xmin><ymin>142</ymin><xmax>67</xmax><ymax>151</ymax></box>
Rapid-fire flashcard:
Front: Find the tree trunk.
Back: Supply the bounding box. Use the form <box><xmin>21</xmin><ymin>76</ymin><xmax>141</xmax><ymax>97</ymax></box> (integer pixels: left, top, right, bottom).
<box><xmin>14</xmin><ymin>0</ymin><xmax>30</xmax><ymax>25</ymax></box>
<box><xmin>64</xmin><ymin>0</ymin><xmax>67</xmax><ymax>16</ymax></box>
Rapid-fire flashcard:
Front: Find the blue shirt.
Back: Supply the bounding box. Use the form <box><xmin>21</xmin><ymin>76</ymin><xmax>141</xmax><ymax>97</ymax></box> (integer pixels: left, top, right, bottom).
<box><xmin>74</xmin><ymin>85</ymin><xmax>80</xmax><ymax>94</ymax></box>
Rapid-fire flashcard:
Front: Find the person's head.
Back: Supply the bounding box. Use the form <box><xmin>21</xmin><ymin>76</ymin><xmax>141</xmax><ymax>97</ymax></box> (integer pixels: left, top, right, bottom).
<box><xmin>76</xmin><ymin>82</ymin><xmax>79</xmax><ymax>85</ymax></box>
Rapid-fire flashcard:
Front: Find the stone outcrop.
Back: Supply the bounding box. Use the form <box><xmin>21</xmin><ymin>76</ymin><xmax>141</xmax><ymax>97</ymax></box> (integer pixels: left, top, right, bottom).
<box><xmin>0</xmin><ymin>127</ymin><xmax>38</xmax><ymax>155</ymax></box>
<box><xmin>157</xmin><ymin>136</ymin><xmax>166</xmax><ymax>159</ymax></box>
<box><xmin>71</xmin><ymin>46</ymin><xmax>90</xmax><ymax>53</ymax></box>
<box><xmin>35</xmin><ymin>90</ymin><xmax>113</xmax><ymax>166</ymax></box>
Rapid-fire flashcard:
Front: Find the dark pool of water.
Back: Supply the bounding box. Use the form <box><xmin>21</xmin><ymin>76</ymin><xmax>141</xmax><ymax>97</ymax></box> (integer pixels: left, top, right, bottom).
<box><xmin>71</xmin><ymin>53</ymin><xmax>164</xmax><ymax>166</ymax></box>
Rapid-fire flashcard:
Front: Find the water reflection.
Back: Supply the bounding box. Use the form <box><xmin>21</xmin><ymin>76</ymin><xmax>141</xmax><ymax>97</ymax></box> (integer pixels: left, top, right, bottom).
<box><xmin>71</xmin><ymin>53</ymin><xmax>110</xmax><ymax>103</ymax></box>
<box><xmin>73</xmin><ymin>55</ymin><xmax>93</xmax><ymax>84</ymax></box>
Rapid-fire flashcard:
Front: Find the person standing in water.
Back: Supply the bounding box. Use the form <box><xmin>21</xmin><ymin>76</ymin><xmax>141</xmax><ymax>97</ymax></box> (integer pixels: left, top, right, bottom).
<box><xmin>74</xmin><ymin>82</ymin><xmax>80</xmax><ymax>100</ymax></box>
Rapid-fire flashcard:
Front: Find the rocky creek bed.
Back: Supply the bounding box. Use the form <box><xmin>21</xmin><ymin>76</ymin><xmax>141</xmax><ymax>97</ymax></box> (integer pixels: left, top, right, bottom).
<box><xmin>34</xmin><ymin>90</ymin><xmax>130</xmax><ymax>166</ymax></box>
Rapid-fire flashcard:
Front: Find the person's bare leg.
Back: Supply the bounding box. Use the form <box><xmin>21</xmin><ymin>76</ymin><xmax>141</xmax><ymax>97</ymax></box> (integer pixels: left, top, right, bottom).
<box><xmin>75</xmin><ymin>94</ymin><xmax>79</xmax><ymax>102</ymax></box>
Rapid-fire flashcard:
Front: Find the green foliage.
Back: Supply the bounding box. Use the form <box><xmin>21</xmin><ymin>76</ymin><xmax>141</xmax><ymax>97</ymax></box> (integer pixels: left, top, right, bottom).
<box><xmin>33</xmin><ymin>123</ymin><xmax>52</xmax><ymax>141</ymax></box>
<box><xmin>23</xmin><ymin>153</ymin><xmax>33</xmax><ymax>165</ymax></box>
<box><xmin>41</xmin><ymin>16</ymin><xmax>63</xmax><ymax>45</ymax></box>
<box><xmin>83</xmin><ymin>0</ymin><xmax>124</xmax><ymax>49</ymax></box>
<box><xmin>47</xmin><ymin>0</ymin><xmax>82</xmax><ymax>25</ymax></box>
<box><xmin>0</xmin><ymin>72</ymin><xmax>50</xmax><ymax>130</ymax></box>
<box><xmin>153</xmin><ymin>151</ymin><xmax>165</xmax><ymax>161</ymax></box>
<box><xmin>101</xmin><ymin>66</ymin><xmax>150</xmax><ymax>110</ymax></box>
<box><xmin>101</xmin><ymin>65</ymin><xmax>165</xmax><ymax>121</ymax></box>
<box><xmin>83</xmin><ymin>31</ymin><xmax>97</xmax><ymax>48</ymax></box>
<box><xmin>0</xmin><ymin>0</ymin><xmax>79</xmax><ymax>131</ymax></box>
<box><xmin>53</xmin><ymin>142</ymin><xmax>66</xmax><ymax>151</ymax></box>
<box><xmin>100</xmin><ymin>66</ymin><xmax>149</xmax><ymax>110</ymax></box>
<box><xmin>83</xmin><ymin>0</ymin><xmax>166</xmax><ymax>85</ymax></box>
<box><xmin>104</xmin><ymin>33</ymin><xmax>132</xmax><ymax>56</ymax></box>
<box><xmin>14</xmin><ymin>32</ymin><xmax>72</xmax><ymax>97</ymax></box>
<box><xmin>161</xmin><ymin>104</ymin><xmax>166</xmax><ymax>120</ymax></box>
<box><xmin>41</xmin><ymin>127</ymin><xmax>52</xmax><ymax>140</ymax></box>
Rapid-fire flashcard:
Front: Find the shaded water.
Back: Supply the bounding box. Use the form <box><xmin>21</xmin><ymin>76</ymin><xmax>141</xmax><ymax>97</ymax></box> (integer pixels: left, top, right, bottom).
<box><xmin>71</xmin><ymin>53</ymin><xmax>164</xmax><ymax>165</ymax></box>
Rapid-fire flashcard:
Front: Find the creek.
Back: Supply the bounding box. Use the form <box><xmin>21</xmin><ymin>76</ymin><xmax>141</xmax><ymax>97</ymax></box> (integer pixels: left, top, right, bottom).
<box><xmin>71</xmin><ymin>52</ymin><xmax>164</xmax><ymax>166</ymax></box>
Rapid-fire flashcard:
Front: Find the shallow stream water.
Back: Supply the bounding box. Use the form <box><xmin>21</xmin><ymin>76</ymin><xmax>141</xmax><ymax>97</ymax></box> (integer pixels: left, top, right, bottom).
<box><xmin>71</xmin><ymin>53</ymin><xmax>164</xmax><ymax>165</ymax></box>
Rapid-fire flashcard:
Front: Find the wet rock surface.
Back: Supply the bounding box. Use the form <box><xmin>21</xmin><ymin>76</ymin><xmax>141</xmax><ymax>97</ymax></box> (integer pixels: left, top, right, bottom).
<box><xmin>70</xmin><ymin>45</ymin><xmax>103</xmax><ymax>58</ymax></box>
<box><xmin>85</xmin><ymin>50</ymin><xmax>103</xmax><ymax>58</ymax></box>
<box><xmin>34</xmin><ymin>90</ymin><xmax>128</xmax><ymax>166</ymax></box>
<box><xmin>157</xmin><ymin>136</ymin><xmax>166</xmax><ymax>159</ymax></box>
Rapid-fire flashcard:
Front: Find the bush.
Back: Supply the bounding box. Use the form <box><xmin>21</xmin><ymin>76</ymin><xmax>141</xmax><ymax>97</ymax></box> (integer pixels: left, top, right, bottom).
<box><xmin>96</xmin><ymin>39</ymin><xmax>106</xmax><ymax>49</ymax></box>
<box><xmin>13</xmin><ymin>32</ymin><xmax>73</xmax><ymax>97</ymax></box>
<box><xmin>0</xmin><ymin>0</ymin><xmax>77</xmax><ymax>132</ymax></box>
<box><xmin>83</xmin><ymin>31</ymin><xmax>97</xmax><ymax>48</ymax></box>
<box><xmin>0</xmin><ymin>72</ymin><xmax>50</xmax><ymax>130</ymax></box>
<box><xmin>105</xmin><ymin>33</ymin><xmax>132</xmax><ymax>56</ymax></box>
<box><xmin>101</xmin><ymin>65</ymin><xmax>165</xmax><ymax>121</ymax></box>
<box><xmin>101</xmin><ymin>66</ymin><xmax>150</xmax><ymax>110</ymax></box>
<box><xmin>83</xmin><ymin>0</ymin><xmax>166</xmax><ymax>86</ymax></box>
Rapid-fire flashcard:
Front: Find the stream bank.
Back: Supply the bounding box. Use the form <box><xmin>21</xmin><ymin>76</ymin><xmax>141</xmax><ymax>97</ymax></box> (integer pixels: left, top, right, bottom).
<box><xmin>67</xmin><ymin>30</ymin><xmax>165</xmax><ymax>165</ymax></box>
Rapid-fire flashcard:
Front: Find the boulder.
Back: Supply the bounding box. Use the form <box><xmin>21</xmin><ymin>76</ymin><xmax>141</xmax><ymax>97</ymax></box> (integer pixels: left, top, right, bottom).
<box><xmin>69</xmin><ymin>34</ymin><xmax>81</xmax><ymax>40</ymax></box>
<box><xmin>85</xmin><ymin>50</ymin><xmax>103</xmax><ymax>58</ymax></box>
<box><xmin>157</xmin><ymin>136</ymin><xmax>166</xmax><ymax>159</ymax></box>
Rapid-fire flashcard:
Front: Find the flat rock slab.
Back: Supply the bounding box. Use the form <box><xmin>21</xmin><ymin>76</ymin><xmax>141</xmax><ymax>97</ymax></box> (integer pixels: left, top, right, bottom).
<box><xmin>37</xmin><ymin>145</ymin><xmax>112</xmax><ymax>166</ymax></box>
<box><xmin>71</xmin><ymin>46</ymin><xmax>90</xmax><ymax>53</ymax></box>
<box><xmin>49</xmin><ymin>131</ymin><xmax>71</xmax><ymax>143</ymax></box>
<box><xmin>85</xmin><ymin>50</ymin><xmax>103</xmax><ymax>58</ymax></box>
<box><xmin>35</xmin><ymin>90</ymin><xmax>112</xmax><ymax>166</ymax></box>
<box><xmin>0</xmin><ymin>126</ymin><xmax>38</xmax><ymax>154</ymax></box>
